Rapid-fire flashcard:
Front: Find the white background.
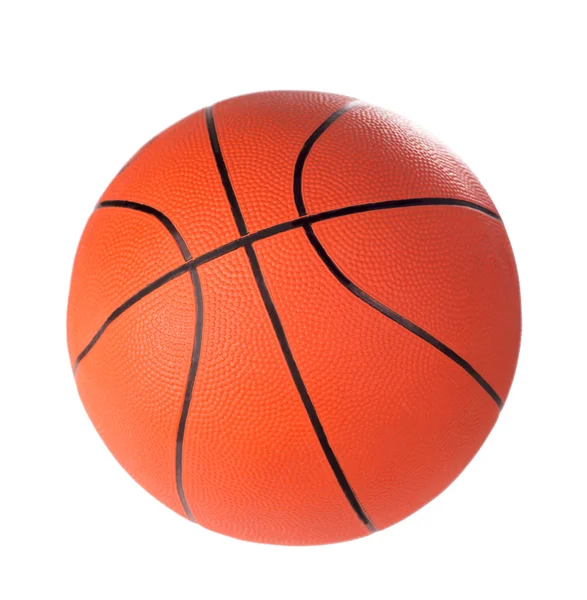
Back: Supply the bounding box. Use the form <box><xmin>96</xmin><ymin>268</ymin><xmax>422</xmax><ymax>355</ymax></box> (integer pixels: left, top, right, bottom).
<box><xmin>1</xmin><ymin>1</ymin><xmax>585</xmax><ymax>598</ymax></box>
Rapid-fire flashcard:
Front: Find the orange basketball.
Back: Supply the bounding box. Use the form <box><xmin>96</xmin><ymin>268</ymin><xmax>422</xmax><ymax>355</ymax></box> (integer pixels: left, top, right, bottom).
<box><xmin>67</xmin><ymin>91</ymin><xmax>521</xmax><ymax>545</ymax></box>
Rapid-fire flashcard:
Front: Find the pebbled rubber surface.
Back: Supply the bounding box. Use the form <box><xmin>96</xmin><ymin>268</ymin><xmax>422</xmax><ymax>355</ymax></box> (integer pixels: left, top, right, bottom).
<box><xmin>213</xmin><ymin>91</ymin><xmax>354</xmax><ymax>232</ymax></box>
<box><xmin>311</xmin><ymin>206</ymin><xmax>520</xmax><ymax>402</ymax></box>
<box><xmin>181</xmin><ymin>249</ymin><xmax>369</xmax><ymax>544</ymax></box>
<box><xmin>254</xmin><ymin>227</ymin><xmax>500</xmax><ymax>530</ymax></box>
<box><xmin>75</xmin><ymin>272</ymin><xmax>196</xmax><ymax>515</ymax></box>
<box><xmin>67</xmin><ymin>91</ymin><xmax>521</xmax><ymax>545</ymax></box>
<box><xmin>99</xmin><ymin>108</ymin><xmax>240</xmax><ymax>256</ymax></box>
<box><xmin>67</xmin><ymin>207</ymin><xmax>186</xmax><ymax>363</ymax></box>
<box><xmin>301</xmin><ymin>102</ymin><xmax>498</xmax><ymax>214</ymax></box>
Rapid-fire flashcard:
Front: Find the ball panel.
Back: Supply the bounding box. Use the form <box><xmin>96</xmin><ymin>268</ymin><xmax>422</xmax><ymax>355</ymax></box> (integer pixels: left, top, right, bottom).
<box><xmin>303</xmin><ymin>103</ymin><xmax>498</xmax><ymax>215</ymax></box>
<box><xmin>100</xmin><ymin>108</ymin><xmax>240</xmax><ymax>257</ymax></box>
<box><xmin>67</xmin><ymin>207</ymin><xmax>186</xmax><ymax>364</ymax></box>
<box><xmin>313</xmin><ymin>206</ymin><xmax>521</xmax><ymax>401</ymax></box>
<box><xmin>181</xmin><ymin>248</ymin><xmax>368</xmax><ymax>545</ymax></box>
<box><xmin>255</xmin><ymin>227</ymin><xmax>499</xmax><ymax>529</ymax></box>
<box><xmin>75</xmin><ymin>272</ymin><xmax>197</xmax><ymax>516</ymax></box>
<box><xmin>213</xmin><ymin>91</ymin><xmax>353</xmax><ymax>232</ymax></box>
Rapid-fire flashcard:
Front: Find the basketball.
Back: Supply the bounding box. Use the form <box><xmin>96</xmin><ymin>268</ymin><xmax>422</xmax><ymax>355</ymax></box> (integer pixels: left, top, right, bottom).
<box><xmin>67</xmin><ymin>91</ymin><xmax>521</xmax><ymax>545</ymax></box>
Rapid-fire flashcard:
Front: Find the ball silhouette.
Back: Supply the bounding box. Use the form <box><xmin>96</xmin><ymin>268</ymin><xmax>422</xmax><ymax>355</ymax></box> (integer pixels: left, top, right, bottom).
<box><xmin>67</xmin><ymin>91</ymin><xmax>521</xmax><ymax>545</ymax></box>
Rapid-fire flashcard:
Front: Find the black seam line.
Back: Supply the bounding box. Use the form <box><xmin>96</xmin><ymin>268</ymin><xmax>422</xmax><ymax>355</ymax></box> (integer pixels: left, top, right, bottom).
<box><xmin>205</xmin><ymin>106</ymin><xmax>249</xmax><ymax>236</ymax></box>
<box><xmin>206</xmin><ymin>104</ymin><xmax>375</xmax><ymax>532</ymax></box>
<box><xmin>294</xmin><ymin>105</ymin><xmax>503</xmax><ymax>409</ymax></box>
<box><xmin>175</xmin><ymin>267</ymin><xmax>203</xmax><ymax>521</ymax></box>
<box><xmin>292</xmin><ymin>98</ymin><xmax>501</xmax><ymax>222</ymax></box>
<box><xmin>83</xmin><ymin>200</ymin><xmax>201</xmax><ymax>520</ymax></box>
<box><xmin>303</xmin><ymin>224</ymin><xmax>503</xmax><ymax>409</ymax></box>
<box><xmin>294</xmin><ymin>100</ymin><xmax>365</xmax><ymax>216</ymax></box>
<box><xmin>98</xmin><ymin>200</ymin><xmax>192</xmax><ymax>261</ymax></box>
<box><xmin>73</xmin><ymin>262</ymin><xmax>192</xmax><ymax>372</ymax></box>
<box><xmin>244</xmin><ymin>244</ymin><xmax>376</xmax><ymax>532</ymax></box>
<box><xmin>74</xmin><ymin>197</ymin><xmax>502</xmax><ymax>370</ymax></box>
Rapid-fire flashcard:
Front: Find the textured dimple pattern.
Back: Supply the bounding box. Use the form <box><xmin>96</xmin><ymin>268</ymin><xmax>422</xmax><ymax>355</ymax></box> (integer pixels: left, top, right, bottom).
<box><xmin>100</xmin><ymin>108</ymin><xmax>240</xmax><ymax>256</ymax></box>
<box><xmin>67</xmin><ymin>207</ymin><xmax>185</xmax><ymax>363</ymax></box>
<box><xmin>254</xmin><ymin>228</ymin><xmax>499</xmax><ymax>529</ymax></box>
<box><xmin>75</xmin><ymin>273</ymin><xmax>196</xmax><ymax>515</ymax></box>
<box><xmin>213</xmin><ymin>91</ymin><xmax>353</xmax><ymax>232</ymax></box>
<box><xmin>313</xmin><ymin>206</ymin><xmax>521</xmax><ymax>401</ymax></box>
<box><xmin>303</xmin><ymin>103</ymin><xmax>498</xmax><ymax>214</ymax></box>
<box><xmin>181</xmin><ymin>249</ymin><xmax>367</xmax><ymax>545</ymax></box>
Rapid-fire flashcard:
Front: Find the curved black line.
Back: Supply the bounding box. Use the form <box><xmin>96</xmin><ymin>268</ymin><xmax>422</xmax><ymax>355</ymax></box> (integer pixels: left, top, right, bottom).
<box><xmin>73</xmin><ymin>261</ymin><xmax>191</xmax><ymax>372</ymax></box>
<box><xmin>294</xmin><ymin>100</ymin><xmax>364</xmax><ymax>216</ymax></box>
<box><xmin>76</xmin><ymin>197</ymin><xmax>501</xmax><ymax>371</ymax></box>
<box><xmin>245</xmin><ymin>245</ymin><xmax>376</xmax><ymax>531</ymax></box>
<box><xmin>205</xmin><ymin>106</ymin><xmax>249</xmax><ymax>236</ymax></box>
<box><xmin>294</xmin><ymin>105</ymin><xmax>503</xmax><ymax>409</ymax></box>
<box><xmin>78</xmin><ymin>200</ymin><xmax>202</xmax><ymax>520</ymax></box>
<box><xmin>306</xmin><ymin>196</ymin><xmax>501</xmax><ymax>221</ymax></box>
<box><xmin>206</xmin><ymin>106</ymin><xmax>376</xmax><ymax>532</ymax></box>
<box><xmin>98</xmin><ymin>200</ymin><xmax>192</xmax><ymax>260</ymax></box>
<box><xmin>175</xmin><ymin>266</ymin><xmax>203</xmax><ymax>521</ymax></box>
<box><xmin>304</xmin><ymin>224</ymin><xmax>503</xmax><ymax>409</ymax></box>
<box><xmin>292</xmin><ymin>100</ymin><xmax>501</xmax><ymax>222</ymax></box>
